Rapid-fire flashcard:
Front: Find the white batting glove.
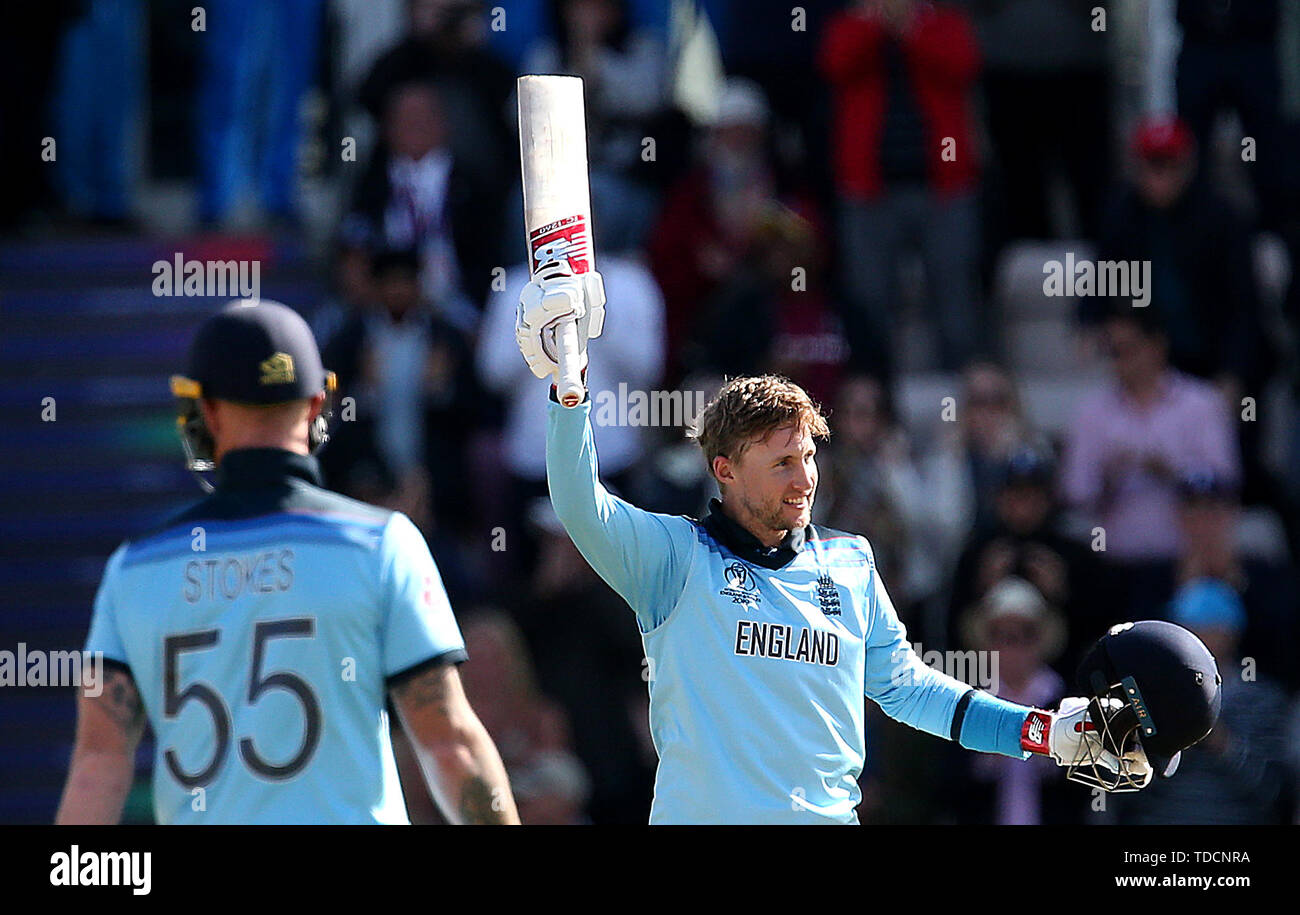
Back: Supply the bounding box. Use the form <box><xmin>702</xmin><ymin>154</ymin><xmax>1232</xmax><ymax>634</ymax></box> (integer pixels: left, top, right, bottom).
<box><xmin>1021</xmin><ymin>697</ymin><xmax>1152</xmax><ymax>787</ymax></box>
<box><xmin>515</xmin><ymin>262</ymin><xmax>606</xmax><ymax>381</ymax></box>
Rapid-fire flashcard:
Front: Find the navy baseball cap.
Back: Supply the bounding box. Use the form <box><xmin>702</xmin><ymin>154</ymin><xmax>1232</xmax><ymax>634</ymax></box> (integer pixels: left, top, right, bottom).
<box><xmin>171</xmin><ymin>299</ymin><xmax>335</xmax><ymax>404</ymax></box>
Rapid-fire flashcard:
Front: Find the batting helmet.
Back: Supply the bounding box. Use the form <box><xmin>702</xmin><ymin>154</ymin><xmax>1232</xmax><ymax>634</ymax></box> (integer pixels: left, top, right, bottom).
<box><xmin>1070</xmin><ymin>620</ymin><xmax>1222</xmax><ymax>791</ymax></box>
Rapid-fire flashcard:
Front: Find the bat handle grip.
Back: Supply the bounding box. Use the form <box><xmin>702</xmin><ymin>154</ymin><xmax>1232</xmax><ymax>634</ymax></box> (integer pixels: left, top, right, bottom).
<box><xmin>555</xmin><ymin>320</ymin><xmax>584</xmax><ymax>408</ymax></box>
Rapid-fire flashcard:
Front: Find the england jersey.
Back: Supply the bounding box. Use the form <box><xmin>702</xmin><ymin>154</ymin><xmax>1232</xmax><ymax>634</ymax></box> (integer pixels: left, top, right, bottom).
<box><xmin>547</xmin><ymin>400</ymin><xmax>1030</xmax><ymax>824</ymax></box>
<box><xmin>85</xmin><ymin>449</ymin><xmax>466</xmax><ymax>824</ymax></box>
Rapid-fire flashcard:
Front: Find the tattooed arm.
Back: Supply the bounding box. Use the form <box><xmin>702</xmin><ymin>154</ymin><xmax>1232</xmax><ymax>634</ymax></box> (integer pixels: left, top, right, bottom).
<box><xmin>390</xmin><ymin>663</ymin><xmax>520</xmax><ymax>825</ymax></box>
<box><xmin>56</xmin><ymin>666</ymin><xmax>146</xmax><ymax>824</ymax></box>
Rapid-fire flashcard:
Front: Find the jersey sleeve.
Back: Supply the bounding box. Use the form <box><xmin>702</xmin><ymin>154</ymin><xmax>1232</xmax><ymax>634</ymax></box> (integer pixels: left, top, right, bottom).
<box><xmin>378</xmin><ymin>512</ymin><xmax>468</xmax><ymax>683</ymax></box>
<box><xmin>85</xmin><ymin>544</ymin><xmax>130</xmax><ymax>668</ymax></box>
<box><xmin>546</xmin><ymin>398</ymin><xmax>694</xmax><ymax>632</ymax></box>
<box><xmin>860</xmin><ymin>537</ymin><xmax>1029</xmax><ymax>757</ymax></box>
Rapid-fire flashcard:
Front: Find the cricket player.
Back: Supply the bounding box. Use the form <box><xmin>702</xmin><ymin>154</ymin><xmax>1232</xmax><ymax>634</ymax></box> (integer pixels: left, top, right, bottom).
<box><xmin>516</xmin><ymin>268</ymin><xmax>1151</xmax><ymax>824</ymax></box>
<box><xmin>57</xmin><ymin>300</ymin><xmax>518</xmax><ymax>825</ymax></box>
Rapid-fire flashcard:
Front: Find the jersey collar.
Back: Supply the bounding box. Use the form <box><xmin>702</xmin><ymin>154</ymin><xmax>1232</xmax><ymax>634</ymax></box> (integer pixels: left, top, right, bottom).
<box><xmin>703</xmin><ymin>498</ymin><xmax>806</xmax><ymax>570</ymax></box>
<box><xmin>215</xmin><ymin>448</ymin><xmax>324</xmax><ymax>490</ymax></box>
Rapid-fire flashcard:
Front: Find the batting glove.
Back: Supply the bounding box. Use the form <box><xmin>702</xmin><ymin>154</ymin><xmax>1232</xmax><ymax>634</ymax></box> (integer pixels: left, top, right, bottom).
<box><xmin>1021</xmin><ymin>697</ymin><xmax>1152</xmax><ymax>786</ymax></box>
<box><xmin>516</xmin><ymin>262</ymin><xmax>606</xmax><ymax>381</ymax></box>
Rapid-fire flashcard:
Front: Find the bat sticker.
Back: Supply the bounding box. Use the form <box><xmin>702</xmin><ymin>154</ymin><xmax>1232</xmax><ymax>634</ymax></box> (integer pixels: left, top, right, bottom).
<box><xmin>528</xmin><ymin>214</ymin><xmax>591</xmax><ymax>275</ymax></box>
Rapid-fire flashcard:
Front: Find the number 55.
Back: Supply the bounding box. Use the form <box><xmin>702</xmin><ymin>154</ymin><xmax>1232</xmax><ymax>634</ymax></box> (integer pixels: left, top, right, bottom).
<box><xmin>164</xmin><ymin>618</ymin><xmax>321</xmax><ymax>787</ymax></box>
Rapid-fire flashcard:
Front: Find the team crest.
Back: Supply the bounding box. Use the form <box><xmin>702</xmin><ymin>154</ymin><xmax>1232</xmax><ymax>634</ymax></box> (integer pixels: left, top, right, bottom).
<box><xmin>259</xmin><ymin>352</ymin><xmax>295</xmax><ymax>385</ymax></box>
<box><xmin>719</xmin><ymin>561</ymin><xmax>761</xmax><ymax>608</ymax></box>
<box><xmin>816</xmin><ymin>573</ymin><xmax>842</xmax><ymax>616</ymax></box>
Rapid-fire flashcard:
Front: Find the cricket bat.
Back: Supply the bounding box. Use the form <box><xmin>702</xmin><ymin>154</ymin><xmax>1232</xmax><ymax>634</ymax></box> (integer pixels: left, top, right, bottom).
<box><xmin>517</xmin><ymin>74</ymin><xmax>594</xmax><ymax>408</ymax></box>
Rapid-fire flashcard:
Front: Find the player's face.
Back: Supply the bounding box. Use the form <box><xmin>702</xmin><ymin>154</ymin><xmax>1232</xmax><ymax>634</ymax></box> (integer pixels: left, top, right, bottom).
<box><xmin>723</xmin><ymin>424</ymin><xmax>818</xmax><ymax>543</ymax></box>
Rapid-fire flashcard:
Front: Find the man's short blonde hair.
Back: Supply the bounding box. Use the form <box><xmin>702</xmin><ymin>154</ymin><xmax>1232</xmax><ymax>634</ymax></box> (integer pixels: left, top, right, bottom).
<box><xmin>690</xmin><ymin>375</ymin><xmax>829</xmax><ymax>476</ymax></box>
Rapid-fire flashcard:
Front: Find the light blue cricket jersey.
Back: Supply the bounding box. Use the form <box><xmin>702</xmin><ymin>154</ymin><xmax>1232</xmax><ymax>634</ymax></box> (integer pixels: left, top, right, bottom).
<box><xmin>547</xmin><ymin>401</ymin><xmax>1031</xmax><ymax>824</ymax></box>
<box><xmin>85</xmin><ymin>449</ymin><xmax>467</xmax><ymax>824</ymax></box>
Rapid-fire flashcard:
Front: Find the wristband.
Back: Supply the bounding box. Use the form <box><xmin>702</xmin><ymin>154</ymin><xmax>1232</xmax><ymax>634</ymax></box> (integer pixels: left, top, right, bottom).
<box><xmin>1020</xmin><ymin>710</ymin><xmax>1052</xmax><ymax>755</ymax></box>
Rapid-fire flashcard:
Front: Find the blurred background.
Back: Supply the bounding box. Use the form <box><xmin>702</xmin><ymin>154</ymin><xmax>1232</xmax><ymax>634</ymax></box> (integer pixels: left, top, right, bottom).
<box><xmin>1</xmin><ymin>0</ymin><xmax>1299</xmax><ymax>825</ymax></box>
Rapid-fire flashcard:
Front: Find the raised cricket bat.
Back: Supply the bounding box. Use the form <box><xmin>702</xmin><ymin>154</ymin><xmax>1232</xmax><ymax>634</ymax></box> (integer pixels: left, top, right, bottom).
<box><xmin>517</xmin><ymin>75</ymin><xmax>594</xmax><ymax>408</ymax></box>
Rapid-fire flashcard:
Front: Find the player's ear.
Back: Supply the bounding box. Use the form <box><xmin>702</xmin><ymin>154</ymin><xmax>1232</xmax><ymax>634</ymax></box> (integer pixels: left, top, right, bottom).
<box><xmin>713</xmin><ymin>454</ymin><xmax>736</xmax><ymax>487</ymax></box>
<box><xmin>199</xmin><ymin>398</ymin><xmax>221</xmax><ymax>439</ymax></box>
<box><xmin>307</xmin><ymin>392</ymin><xmax>326</xmax><ymax>424</ymax></box>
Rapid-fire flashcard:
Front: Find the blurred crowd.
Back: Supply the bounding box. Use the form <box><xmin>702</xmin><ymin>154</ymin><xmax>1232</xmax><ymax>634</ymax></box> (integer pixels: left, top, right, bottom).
<box><xmin>11</xmin><ymin>0</ymin><xmax>1300</xmax><ymax>824</ymax></box>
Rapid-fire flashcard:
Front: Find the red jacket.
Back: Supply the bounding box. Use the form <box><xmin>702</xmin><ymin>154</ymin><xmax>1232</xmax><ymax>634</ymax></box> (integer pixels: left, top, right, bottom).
<box><xmin>820</xmin><ymin>6</ymin><xmax>981</xmax><ymax>201</ymax></box>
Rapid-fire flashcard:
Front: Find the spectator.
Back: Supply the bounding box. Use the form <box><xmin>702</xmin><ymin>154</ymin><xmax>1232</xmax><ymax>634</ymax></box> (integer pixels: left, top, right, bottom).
<box><xmin>948</xmin><ymin>447</ymin><xmax>1112</xmax><ymax>678</ymax></box>
<box><xmin>721</xmin><ymin>0</ymin><xmax>843</xmax><ymax>205</ymax></box>
<box><xmin>953</xmin><ymin>577</ymin><xmax>1079</xmax><ymax>824</ymax></box>
<box><xmin>512</xmin><ymin>499</ymin><xmax>654</xmax><ymax>823</ymax></box>
<box><xmin>686</xmin><ymin>202</ymin><xmax>847</xmax><ymax>402</ymax></box>
<box><xmin>342</xmin><ymin>80</ymin><xmax>506</xmax><ymax>328</ymax></box>
<box><xmin>814</xmin><ymin>374</ymin><xmax>933</xmax><ymax>612</ymax></box>
<box><xmin>476</xmin><ymin>238</ymin><xmax>665</xmax><ymax>570</ymax></box>
<box><xmin>1091</xmin><ymin>115</ymin><xmax>1272</xmax><ymax>502</ymax></box>
<box><xmin>522</xmin><ymin>0</ymin><xmax>669</xmax><ymax>250</ymax></box>
<box><xmin>457</xmin><ymin>611</ymin><xmax>592</xmax><ymax>824</ymax></box>
<box><xmin>394</xmin><ymin>607</ymin><xmax>592</xmax><ymax>824</ymax></box>
<box><xmin>960</xmin><ymin>0</ymin><xmax>1112</xmax><ymax>243</ymax></box>
<box><xmin>1176</xmin><ymin>0</ymin><xmax>1283</xmax><ymax>228</ymax></box>
<box><xmin>309</xmin><ymin>240</ymin><xmax>378</xmax><ymax>352</ymax></box>
<box><xmin>358</xmin><ymin>0</ymin><xmax>515</xmax><ymax>186</ymax></box>
<box><xmin>195</xmin><ymin>0</ymin><xmax>325</xmax><ymax>228</ymax></box>
<box><xmin>820</xmin><ymin>0</ymin><xmax>984</xmax><ymax>377</ymax></box>
<box><xmin>920</xmin><ymin>361</ymin><xmax>1044</xmax><ymax>557</ymax></box>
<box><xmin>50</xmin><ymin>0</ymin><xmax>144</xmax><ymax>226</ymax></box>
<box><xmin>1173</xmin><ymin>470</ymin><xmax>1300</xmax><ymax>693</ymax></box>
<box><xmin>328</xmin><ymin>0</ymin><xmax>408</xmax><ymax>157</ymax></box>
<box><xmin>314</xmin><ymin>243</ymin><xmax>395</xmax><ymax>509</ymax></box>
<box><xmin>1062</xmin><ymin>306</ymin><xmax>1239</xmax><ymax>566</ymax></box>
<box><xmin>648</xmin><ymin>78</ymin><xmax>788</xmax><ymax>384</ymax></box>
<box><xmin>319</xmin><ymin>246</ymin><xmax>482</xmax><ymax>543</ymax></box>
<box><xmin>624</xmin><ymin>373</ymin><xmax>721</xmax><ymax>520</ymax></box>
<box><xmin>1115</xmin><ymin>580</ymin><xmax>1293</xmax><ymax>824</ymax></box>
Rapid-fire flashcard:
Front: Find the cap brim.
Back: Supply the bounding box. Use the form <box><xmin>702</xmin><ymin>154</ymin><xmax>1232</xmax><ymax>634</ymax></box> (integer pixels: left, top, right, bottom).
<box><xmin>170</xmin><ymin>375</ymin><xmax>202</xmax><ymax>399</ymax></box>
